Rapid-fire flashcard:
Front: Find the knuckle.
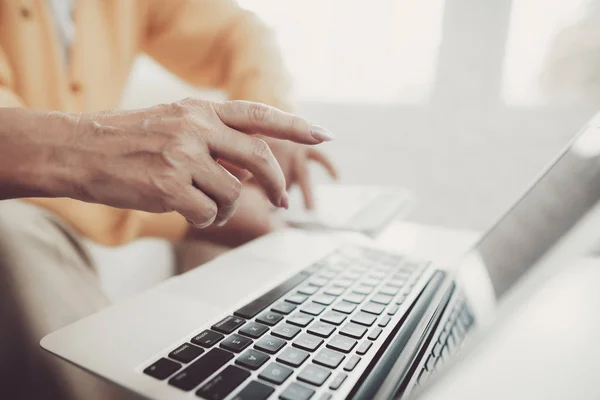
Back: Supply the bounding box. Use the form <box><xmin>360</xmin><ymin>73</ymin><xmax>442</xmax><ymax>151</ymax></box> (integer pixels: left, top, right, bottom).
<box><xmin>288</xmin><ymin>115</ymin><xmax>306</xmax><ymax>133</ymax></box>
<box><xmin>167</xmin><ymin>100</ymin><xmax>189</xmax><ymax>118</ymax></box>
<box><xmin>251</xmin><ymin>138</ymin><xmax>272</xmax><ymax>164</ymax></box>
<box><xmin>247</xmin><ymin>102</ymin><xmax>272</xmax><ymax>124</ymax></box>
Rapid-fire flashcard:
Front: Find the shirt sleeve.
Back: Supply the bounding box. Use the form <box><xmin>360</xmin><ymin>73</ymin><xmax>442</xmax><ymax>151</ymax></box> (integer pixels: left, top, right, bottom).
<box><xmin>141</xmin><ymin>0</ymin><xmax>293</xmax><ymax>110</ymax></box>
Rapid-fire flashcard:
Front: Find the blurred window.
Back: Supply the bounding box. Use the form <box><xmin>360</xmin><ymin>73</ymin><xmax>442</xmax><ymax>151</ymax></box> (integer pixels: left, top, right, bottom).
<box><xmin>501</xmin><ymin>0</ymin><xmax>590</xmax><ymax>105</ymax></box>
<box><xmin>237</xmin><ymin>0</ymin><xmax>445</xmax><ymax>104</ymax></box>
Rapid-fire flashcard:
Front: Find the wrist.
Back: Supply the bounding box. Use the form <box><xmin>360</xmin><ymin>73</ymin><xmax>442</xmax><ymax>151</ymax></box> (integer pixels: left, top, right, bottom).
<box><xmin>0</xmin><ymin>108</ymin><xmax>80</xmax><ymax>199</ymax></box>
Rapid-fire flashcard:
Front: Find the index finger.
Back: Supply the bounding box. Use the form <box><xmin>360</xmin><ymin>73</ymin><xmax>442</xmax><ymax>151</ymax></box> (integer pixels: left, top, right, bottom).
<box><xmin>212</xmin><ymin>100</ymin><xmax>335</xmax><ymax>144</ymax></box>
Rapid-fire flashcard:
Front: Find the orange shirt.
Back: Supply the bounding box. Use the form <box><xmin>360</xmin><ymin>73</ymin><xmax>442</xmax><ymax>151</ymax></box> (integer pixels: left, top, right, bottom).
<box><xmin>0</xmin><ymin>0</ymin><xmax>290</xmax><ymax>245</ymax></box>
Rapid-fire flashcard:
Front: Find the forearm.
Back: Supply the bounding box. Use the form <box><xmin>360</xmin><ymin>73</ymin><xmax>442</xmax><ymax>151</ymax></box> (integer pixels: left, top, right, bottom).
<box><xmin>0</xmin><ymin>108</ymin><xmax>78</xmax><ymax>201</ymax></box>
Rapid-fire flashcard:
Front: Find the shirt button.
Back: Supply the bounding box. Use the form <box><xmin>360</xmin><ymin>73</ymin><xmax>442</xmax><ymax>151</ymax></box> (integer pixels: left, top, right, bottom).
<box><xmin>70</xmin><ymin>81</ymin><xmax>82</xmax><ymax>93</ymax></box>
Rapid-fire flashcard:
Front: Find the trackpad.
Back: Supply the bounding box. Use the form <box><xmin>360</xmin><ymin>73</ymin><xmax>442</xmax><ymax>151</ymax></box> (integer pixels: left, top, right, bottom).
<box><xmin>168</xmin><ymin>253</ymin><xmax>300</xmax><ymax>313</ymax></box>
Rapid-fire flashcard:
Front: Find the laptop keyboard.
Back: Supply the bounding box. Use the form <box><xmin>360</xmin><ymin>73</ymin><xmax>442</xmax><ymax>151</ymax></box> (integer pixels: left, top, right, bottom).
<box><xmin>143</xmin><ymin>246</ymin><xmax>428</xmax><ymax>400</ymax></box>
<box><xmin>415</xmin><ymin>297</ymin><xmax>475</xmax><ymax>388</ymax></box>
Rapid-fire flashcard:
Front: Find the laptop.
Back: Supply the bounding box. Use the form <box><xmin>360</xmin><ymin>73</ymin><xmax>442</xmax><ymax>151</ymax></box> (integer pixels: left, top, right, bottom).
<box><xmin>41</xmin><ymin>111</ymin><xmax>600</xmax><ymax>400</ymax></box>
<box><xmin>282</xmin><ymin>185</ymin><xmax>414</xmax><ymax>236</ymax></box>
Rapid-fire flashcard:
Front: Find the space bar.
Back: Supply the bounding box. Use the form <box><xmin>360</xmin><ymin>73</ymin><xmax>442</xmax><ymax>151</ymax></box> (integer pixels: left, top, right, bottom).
<box><xmin>234</xmin><ymin>272</ymin><xmax>309</xmax><ymax>319</ymax></box>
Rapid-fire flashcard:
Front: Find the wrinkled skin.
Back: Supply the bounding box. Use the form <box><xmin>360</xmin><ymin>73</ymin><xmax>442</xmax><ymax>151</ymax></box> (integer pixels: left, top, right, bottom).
<box><xmin>0</xmin><ymin>99</ymin><xmax>334</xmax><ymax>229</ymax></box>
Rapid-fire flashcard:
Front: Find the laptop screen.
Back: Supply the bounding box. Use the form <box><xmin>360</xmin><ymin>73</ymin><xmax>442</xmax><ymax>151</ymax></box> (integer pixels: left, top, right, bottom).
<box><xmin>473</xmin><ymin>123</ymin><xmax>600</xmax><ymax>297</ymax></box>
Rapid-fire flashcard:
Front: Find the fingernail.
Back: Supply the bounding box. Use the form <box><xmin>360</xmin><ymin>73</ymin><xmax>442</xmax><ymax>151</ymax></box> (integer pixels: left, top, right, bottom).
<box><xmin>310</xmin><ymin>125</ymin><xmax>335</xmax><ymax>142</ymax></box>
<box><xmin>189</xmin><ymin>219</ymin><xmax>212</xmax><ymax>229</ymax></box>
<box><xmin>280</xmin><ymin>191</ymin><xmax>289</xmax><ymax>209</ymax></box>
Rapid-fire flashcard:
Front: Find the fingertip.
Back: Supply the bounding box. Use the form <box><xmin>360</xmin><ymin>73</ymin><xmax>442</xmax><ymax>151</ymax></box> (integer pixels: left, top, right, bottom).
<box><xmin>310</xmin><ymin>124</ymin><xmax>335</xmax><ymax>142</ymax></box>
<box><xmin>280</xmin><ymin>191</ymin><xmax>289</xmax><ymax>210</ymax></box>
<box><xmin>216</xmin><ymin>219</ymin><xmax>228</xmax><ymax>227</ymax></box>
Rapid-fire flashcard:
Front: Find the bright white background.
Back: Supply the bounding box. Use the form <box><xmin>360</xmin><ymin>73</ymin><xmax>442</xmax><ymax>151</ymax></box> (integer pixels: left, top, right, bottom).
<box><xmin>120</xmin><ymin>0</ymin><xmax>599</xmax><ymax>230</ymax></box>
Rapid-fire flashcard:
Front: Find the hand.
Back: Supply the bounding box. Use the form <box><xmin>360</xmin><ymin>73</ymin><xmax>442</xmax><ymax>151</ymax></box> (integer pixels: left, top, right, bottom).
<box><xmin>0</xmin><ymin>101</ymin><xmax>334</xmax><ymax>228</ymax></box>
<box><xmin>266</xmin><ymin>138</ymin><xmax>338</xmax><ymax>209</ymax></box>
<box><xmin>185</xmin><ymin>184</ymin><xmax>284</xmax><ymax>247</ymax></box>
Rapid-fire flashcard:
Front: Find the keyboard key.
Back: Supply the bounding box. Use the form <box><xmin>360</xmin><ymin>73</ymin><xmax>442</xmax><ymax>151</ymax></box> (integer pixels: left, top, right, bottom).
<box><xmin>272</xmin><ymin>301</ymin><xmax>297</xmax><ymax>315</ymax></box>
<box><xmin>169</xmin><ymin>343</ymin><xmax>204</xmax><ymax>363</ymax></box>
<box><xmin>319</xmin><ymin>393</ymin><xmax>333</xmax><ymax>400</ymax></box>
<box><xmin>196</xmin><ymin>365</ymin><xmax>250</xmax><ymax>400</ymax></box>
<box><xmin>276</xmin><ymin>347</ymin><xmax>309</xmax><ymax>367</ymax></box>
<box><xmin>286</xmin><ymin>293</ymin><xmax>309</xmax><ymax>305</ymax></box>
<box><xmin>144</xmin><ymin>358</ymin><xmax>181</xmax><ymax>380</ymax></box>
<box><xmin>298</xmin><ymin>364</ymin><xmax>331</xmax><ymax>387</ymax></box>
<box><xmin>168</xmin><ymin>348</ymin><xmax>233</xmax><ymax>391</ymax></box>
<box><xmin>388</xmin><ymin>279</ymin><xmax>406</xmax><ymax>288</ymax></box>
<box><xmin>301</xmin><ymin>303</ymin><xmax>326</xmax><ymax>316</ymax></box>
<box><xmin>313</xmin><ymin>294</ymin><xmax>336</xmax><ymax>306</ymax></box>
<box><xmin>220</xmin><ymin>334</ymin><xmax>252</xmax><ymax>353</ymax></box>
<box><xmin>342</xmin><ymin>271</ymin><xmax>361</xmax><ymax>280</ymax></box>
<box><xmin>352</xmin><ymin>286</ymin><xmax>373</xmax><ymax>295</ymax></box>
<box><xmin>356</xmin><ymin>341</ymin><xmax>372</xmax><ymax>355</ymax></box>
<box><xmin>371</xmin><ymin>294</ymin><xmax>393</xmax><ymax>305</ymax></box>
<box><xmin>192</xmin><ymin>330</ymin><xmax>224</xmax><ymax>348</ymax></box>
<box><xmin>327</xmin><ymin>334</ymin><xmax>357</xmax><ymax>353</ymax></box>
<box><xmin>340</xmin><ymin>322</ymin><xmax>368</xmax><ymax>339</ymax></box>
<box><xmin>343</xmin><ymin>293</ymin><xmax>366</xmax><ymax>304</ymax></box>
<box><xmin>321</xmin><ymin>311</ymin><xmax>347</xmax><ymax>326</ymax></box>
<box><xmin>257</xmin><ymin>311</ymin><xmax>284</xmax><ymax>326</ymax></box>
<box><xmin>297</xmin><ymin>285</ymin><xmax>319</xmax><ymax>295</ymax></box>
<box><xmin>332</xmin><ymin>301</ymin><xmax>356</xmax><ymax>314</ymax></box>
<box><xmin>368</xmin><ymin>327</ymin><xmax>383</xmax><ymax>340</ymax></box>
<box><xmin>232</xmin><ymin>380</ymin><xmax>274</xmax><ymax>400</ymax></box>
<box><xmin>425</xmin><ymin>354</ymin><xmax>436</xmax><ymax>371</ymax></box>
<box><xmin>307</xmin><ymin>321</ymin><xmax>336</xmax><ymax>338</ymax></box>
<box><xmin>447</xmin><ymin>330</ymin><xmax>457</xmax><ymax>349</ymax></box>
<box><xmin>271</xmin><ymin>323</ymin><xmax>301</xmax><ymax>340</ymax></box>
<box><xmin>293</xmin><ymin>333</ymin><xmax>324</xmax><ymax>352</ymax></box>
<box><xmin>323</xmin><ymin>286</ymin><xmax>345</xmax><ymax>296</ymax></box>
<box><xmin>378</xmin><ymin>315</ymin><xmax>391</xmax><ymax>327</ymax></box>
<box><xmin>280</xmin><ymin>382</ymin><xmax>315</xmax><ymax>400</ymax></box>
<box><xmin>212</xmin><ymin>316</ymin><xmax>246</xmax><ymax>334</ymax></box>
<box><xmin>455</xmin><ymin>321</ymin><xmax>466</xmax><ymax>339</ymax></box>
<box><xmin>329</xmin><ymin>372</ymin><xmax>347</xmax><ymax>390</ymax></box>
<box><xmin>234</xmin><ymin>272</ymin><xmax>308</xmax><ymax>319</ymax></box>
<box><xmin>351</xmin><ymin>312</ymin><xmax>377</xmax><ymax>327</ymax></box>
<box><xmin>343</xmin><ymin>355</ymin><xmax>361</xmax><ymax>372</ymax></box>
<box><xmin>309</xmin><ymin>277</ymin><xmax>329</xmax><ymax>287</ymax></box>
<box><xmin>362</xmin><ymin>278</ymin><xmax>380</xmax><ymax>287</ymax></box>
<box><xmin>332</xmin><ymin>278</ymin><xmax>354</xmax><ymax>288</ymax></box>
<box><xmin>287</xmin><ymin>313</ymin><xmax>314</xmax><ymax>327</ymax></box>
<box><xmin>258</xmin><ymin>362</ymin><xmax>293</xmax><ymax>385</ymax></box>
<box><xmin>239</xmin><ymin>322</ymin><xmax>269</xmax><ymax>339</ymax></box>
<box><xmin>313</xmin><ymin>348</ymin><xmax>345</xmax><ymax>369</ymax></box>
<box><xmin>370</xmin><ymin>271</ymin><xmax>387</xmax><ymax>279</ymax></box>
<box><xmin>255</xmin><ymin>335</ymin><xmax>286</xmax><ymax>354</ymax></box>
<box><xmin>432</xmin><ymin>342</ymin><xmax>442</xmax><ymax>357</ymax></box>
<box><xmin>387</xmin><ymin>304</ymin><xmax>399</xmax><ymax>315</ymax></box>
<box><xmin>236</xmin><ymin>349</ymin><xmax>269</xmax><ymax>370</ymax></box>
<box><xmin>379</xmin><ymin>285</ymin><xmax>399</xmax><ymax>296</ymax></box>
<box><xmin>361</xmin><ymin>302</ymin><xmax>385</xmax><ymax>315</ymax></box>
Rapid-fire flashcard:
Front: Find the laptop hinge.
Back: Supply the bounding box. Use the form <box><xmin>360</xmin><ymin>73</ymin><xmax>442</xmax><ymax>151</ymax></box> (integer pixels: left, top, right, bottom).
<box><xmin>348</xmin><ymin>270</ymin><xmax>453</xmax><ymax>400</ymax></box>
